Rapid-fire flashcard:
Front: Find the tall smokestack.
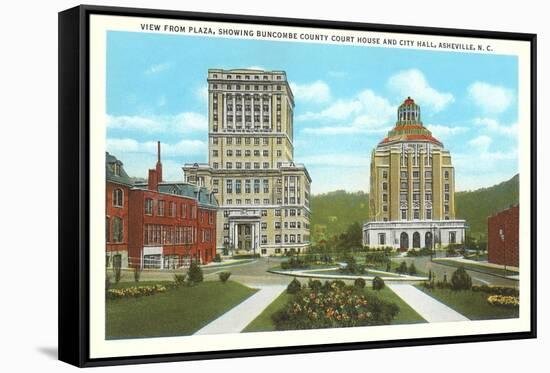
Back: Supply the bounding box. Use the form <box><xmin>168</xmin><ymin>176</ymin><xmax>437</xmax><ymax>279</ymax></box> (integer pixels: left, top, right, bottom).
<box><xmin>156</xmin><ymin>141</ymin><xmax>163</xmax><ymax>183</ymax></box>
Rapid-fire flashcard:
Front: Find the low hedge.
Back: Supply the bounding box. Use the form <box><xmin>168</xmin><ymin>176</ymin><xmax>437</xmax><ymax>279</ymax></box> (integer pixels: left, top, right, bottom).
<box><xmin>472</xmin><ymin>285</ymin><xmax>519</xmax><ymax>297</ymax></box>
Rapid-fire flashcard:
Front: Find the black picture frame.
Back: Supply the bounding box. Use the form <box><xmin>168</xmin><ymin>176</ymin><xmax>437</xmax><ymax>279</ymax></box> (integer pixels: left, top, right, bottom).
<box><xmin>58</xmin><ymin>4</ymin><xmax>537</xmax><ymax>368</ymax></box>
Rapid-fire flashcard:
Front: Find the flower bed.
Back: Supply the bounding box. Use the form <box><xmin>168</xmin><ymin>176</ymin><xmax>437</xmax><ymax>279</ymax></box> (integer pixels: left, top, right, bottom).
<box><xmin>272</xmin><ymin>281</ymin><xmax>399</xmax><ymax>330</ymax></box>
<box><xmin>107</xmin><ymin>284</ymin><xmax>167</xmax><ymax>299</ymax></box>
<box><xmin>487</xmin><ymin>295</ymin><xmax>519</xmax><ymax>308</ymax></box>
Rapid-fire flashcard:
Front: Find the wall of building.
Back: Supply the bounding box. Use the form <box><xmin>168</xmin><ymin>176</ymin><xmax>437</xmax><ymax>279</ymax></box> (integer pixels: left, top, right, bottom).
<box><xmin>106</xmin><ymin>181</ymin><xmax>130</xmax><ymax>267</ymax></box>
<box><xmin>488</xmin><ymin>205</ymin><xmax>519</xmax><ymax>267</ymax></box>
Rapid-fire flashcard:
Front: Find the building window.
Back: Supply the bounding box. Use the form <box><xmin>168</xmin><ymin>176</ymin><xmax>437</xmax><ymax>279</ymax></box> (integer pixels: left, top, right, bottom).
<box><xmin>275</xmin><ymin>222</ymin><xmax>281</xmax><ymax>229</ymax></box>
<box><xmin>226</xmin><ymin>180</ymin><xmax>233</xmax><ymax>193</ymax></box>
<box><xmin>261</xmin><ymin>209</ymin><xmax>267</xmax><ymax>216</ymax></box>
<box><xmin>401</xmin><ymin>209</ymin><xmax>407</xmax><ymax>220</ymax></box>
<box><xmin>157</xmin><ymin>200</ymin><xmax>165</xmax><ymax>216</ymax></box>
<box><xmin>113</xmin><ymin>188</ymin><xmax>123</xmax><ymax>207</ymax></box>
<box><xmin>444</xmin><ymin>184</ymin><xmax>450</xmax><ymax>192</ymax></box>
<box><xmin>382</xmin><ymin>182</ymin><xmax>388</xmax><ymax>191</ymax></box>
<box><xmin>401</xmin><ymin>171</ymin><xmax>407</xmax><ymax>179</ymax></box>
<box><xmin>382</xmin><ymin>193</ymin><xmax>388</xmax><ymax>202</ymax></box>
<box><xmin>275</xmin><ymin>209</ymin><xmax>281</xmax><ymax>216</ymax></box>
<box><xmin>169</xmin><ymin>202</ymin><xmax>176</xmax><ymax>217</ymax></box>
<box><xmin>275</xmin><ymin>235</ymin><xmax>281</xmax><ymax>244</ymax></box>
<box><xmin>414</xmin><ymin>209</ymin><xmax>420</xmax><ymax>219</ymax></box>
<box><xmin>261</xmin><ymin>235</ymin><xmax>268</xmax><ymax>244</ymax></box>
<box><xmin>378</xmin><ymin>233</ymin><xmax>386</xmax><ymax>245</ymax></box>
<box><xmin>382</xmin><ymin>170</ymin><xmax>388</xmax><ymax>179</ymax></box>
<box><xmin>383</xmin><ymin>205</ymin><xmax>388</xmax><ymax>212</ymax></box>
<box><xmin>235</xmin><ymin>180</ymin><xmax>242</xmax><ymax>194</ymax></box>
<box><xmin>449</xmin><ymin>231</ymin><xmax>456</xmax><ymax>244</ymax></box>
<box><xmin>426</xmin><ymin>209</ymin><xmax>432</xmax><ymax>219</ymax></box>
<box><xmin>413</xmin><ymin>171</ymin><xmax>420</xmax><ymax>178</ymax></box>
<box><xmin>112</xmin><ymin>217</ymin><xmax>123</xmax><ymax>243</ymax></box>
<box><xmin>425</xmin><ymin>171</ymin><xmax>432</xmax><ymax>178</ymax></box>
<box><xmin>145</xmin><ymin>198</ymin><xmax>153</xmax><ymax>215</ymax></box>
<box><xmin>444</xmin><ymin>170</ymin><xmax>450</xmax><ymax>179</ymax></box>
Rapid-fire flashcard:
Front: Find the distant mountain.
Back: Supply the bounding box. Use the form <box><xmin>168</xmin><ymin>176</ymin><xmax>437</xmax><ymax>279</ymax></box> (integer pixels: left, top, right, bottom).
<box><xmin>310</xmin><ymin>174</ymin><xmax>519</xmax><ymax>242</ymax></box>
<box><xmin>310</xmin><ymin>190</ymin><xmax>369</xmax><ymax>242</ymax></box>
<box><xmin>455</xmin><ymin>174</ymin><xmax>519</xmax><ymax>239</ymax></box>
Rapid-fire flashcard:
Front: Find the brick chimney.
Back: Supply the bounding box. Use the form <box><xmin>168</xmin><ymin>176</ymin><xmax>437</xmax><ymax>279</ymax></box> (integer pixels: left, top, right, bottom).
<box><xmin>156</xmin><ymin>141</ymin><xmax>163</xmax><ymax>183</ymax></box>
<box><xmin>147</xmin><ymin>141</ymin><xmax>163</xmax><ymax>191</ymax></box>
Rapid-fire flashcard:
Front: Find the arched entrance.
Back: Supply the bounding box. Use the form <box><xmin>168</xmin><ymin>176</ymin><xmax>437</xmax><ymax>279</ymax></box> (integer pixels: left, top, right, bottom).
<box><xmin>413</xmin><ymin>232</ymin><xmax>421</xmax><ymax>249</ymax></box>
<box><xmin>425</xmin><ymin>232</ymin><xmax>433</xmax><ymax>249</ymax></box>
<box><xmin>400</xmin><ymin>232</ymin><xmax>409</xmax><ymax>251</ymax></box>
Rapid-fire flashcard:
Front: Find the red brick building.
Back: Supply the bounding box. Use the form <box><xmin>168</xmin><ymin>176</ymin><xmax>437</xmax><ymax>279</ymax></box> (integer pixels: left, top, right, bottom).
<box><xmin>488</xmin><ymin>205</ymin><xmax>519</xmax><ymax>267</ymax></box>
<box><xmin>106</xmin><ymin>153</ymin><xmax>133</xmax><ymax>268</ymax></box>
<box><xmin>106</xmin><ymin>142</ymin><xmax>218</xmax><ymax>269</ymax></box>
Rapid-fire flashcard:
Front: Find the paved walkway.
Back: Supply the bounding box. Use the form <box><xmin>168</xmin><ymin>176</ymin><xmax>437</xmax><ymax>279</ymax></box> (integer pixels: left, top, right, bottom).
<box><xmin>194</xmin><ymin>284</ymin><xmax>287</xmax><ymax>335</ymax></box>
<box><xmin>388</xmin><ymin>284</ymin><xmax>469</xmax><ymax>323</ymax></box>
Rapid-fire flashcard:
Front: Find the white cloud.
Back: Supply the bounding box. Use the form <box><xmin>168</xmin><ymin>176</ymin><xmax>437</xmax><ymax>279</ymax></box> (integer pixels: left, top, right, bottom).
<box><xmin>144</xmin><ymin>62</ymin><xmax>172</xmax><ymax>75</ymax></box>
<box><xmin>468</xmin><ymin>135</ymin><xmax>492</xmax><ymax>152</ymax></box>
<box><xmin>427</xmin><ymin>124</ymin><xmax>468</xmax><ymax>138</ymax></box>
<box><xmin>388</xmin><ymin>69</ymin><xmax>454</xmax><ymax>112</ymax></box>
<box><xmin>107</xmin><ymin>112</ymin><xmax>207</xmax><ymax>133</ymax></box>
<box><xmin>298</xmin><ymin>89</ymin><xmax>395</xmax><ymax>135</ymax></box>
<box><xmin>474</xmin><ymin>117</ymin><xmax>518</xmax><ymax>137</ymax></box>
<box><xmin>289</xmin><ymin>80</ymin><xmax>331</xmax><ymax>103</ymax></box>
<box><xmin>468</xmin><ymin>82</ymin><xmax>514</xmax><ymax>114</ymax></box>
<box><xmin>299</xmin><ymin>154</ymin><xmax>370</xmax><ymax>168</ymax></box>
<box><xmin>196</xmin><ymin>85</ymin><xmax>208</xmax><ymax>103</ymax></box>
<box><xmin>107</xmin><ymin>138</ymin><xmax>206</xmax><ymax>157</ymax></box>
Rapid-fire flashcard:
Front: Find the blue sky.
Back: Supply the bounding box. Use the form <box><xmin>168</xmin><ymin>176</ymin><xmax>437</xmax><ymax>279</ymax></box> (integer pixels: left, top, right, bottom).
<box><xmin>106</xmin><ymin>31</ymin><xmax>519</xmax><ymax>194</ymax></box>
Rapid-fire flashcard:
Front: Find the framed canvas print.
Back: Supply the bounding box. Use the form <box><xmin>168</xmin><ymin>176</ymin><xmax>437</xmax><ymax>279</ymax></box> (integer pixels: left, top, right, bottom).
<box><xmin>58</xmin><ymin>4</ymin><xmax>537</xmax><ymax>367</ymax></box>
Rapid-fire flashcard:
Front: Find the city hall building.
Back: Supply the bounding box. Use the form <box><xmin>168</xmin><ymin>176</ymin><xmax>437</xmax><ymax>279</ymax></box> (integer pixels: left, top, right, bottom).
<box><xmin>363</xmin><ymin>97</ymin><xmax>466</xmax><ymax>251</ymax></box>
<box><xmin>184</xmin><ymin>68</ymin><xmax>312</xmax><ymax>256</ymax></box>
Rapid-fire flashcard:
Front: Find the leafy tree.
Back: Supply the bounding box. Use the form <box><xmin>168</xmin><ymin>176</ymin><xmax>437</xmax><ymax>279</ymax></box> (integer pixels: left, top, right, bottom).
<box><xmin>451</xmin><ymin>267</ymin><xmax>472</xmax><ymax>290</ymax></box>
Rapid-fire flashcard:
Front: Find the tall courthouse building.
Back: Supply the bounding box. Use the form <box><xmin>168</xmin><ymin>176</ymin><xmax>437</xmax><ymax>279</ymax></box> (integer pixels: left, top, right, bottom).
<box><xmin>363</xmin><ymin>97</ymin><xmax>466</xmax><ymax>250</ymax></box>
<box><xmin>184</xmin><ymin>69</ymin><xmax>311</xmax><ymax>256</ymax></box>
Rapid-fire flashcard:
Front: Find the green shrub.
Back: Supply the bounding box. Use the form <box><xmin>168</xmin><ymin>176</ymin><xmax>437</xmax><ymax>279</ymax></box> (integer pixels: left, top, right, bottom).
<box><xmin>450</xmin><ymin>266</ymin><xmax>472</xmax><ymax>290</ymax></box>
<box><xmin>408</xmin><ymin>263</ymin><xmax>417</xmax><ymax>276</ymax></box>
<box><xmin>218</xmin><ymin>271</ymin><xmax>231</xmax><ymax>283</ymax></box>
<box><xmin>354</xmin><ymin>277</ymin><xmax>366</xmax><ymax>289</ymax></box>
<box><xmin>396</xmin><ymin>261</ymin><xmax>408</xmax><ymax>274</ymax></box>
<box><xmin>287</xmin><ymin>278</ymin><xmax>302</xmax><ymax>294</ymax></box>
<box><xmin>187</xmin><ymin>261</ymin><xmax>204</xmax><ymax>284</ymax></box>
<box><xmin>372</xmin><ymin>276</ymin><xmax>385</xmax><ymax>290</ymax></box>
<box><xmin>213</xmin><ymin>254</ymin><xmax>222</xmax><ymax>263</ymax></box>
<box><xmin>173</xmin><ymin>273</ymin><xmax>187</xmax><ymax>287</ymax></box>
<box><xmin>472</xmin><ymin>285</ymin><xmax>519</xmax><ymax>296</ymax></box>
<box><xmin>281</xmin><ymin>256</ymin><xmax>309</xmax><ymax>270</ymax></box>
<box><xmin>232</xmin><ymin>253</ymin><xmax>261</xmax><ymax>259</ymax></box>
<box><xmin>113</xmin><ymin>263</ymin><xmax>122</xmax><ymax>284</ymax></box>
<box><xmin>365</xmin><ymin>252</ymin><xmax>390</xmax><ymax>265</ymax></box>
<box><xmin>133</xmin><ymin>267</ymin><xmax>141</xmax><ymax>282</ymax></box>
<box><xmin>308</xmin><ymin>279</ymin><xmax>322</xmax><ymax>292</ymax></box>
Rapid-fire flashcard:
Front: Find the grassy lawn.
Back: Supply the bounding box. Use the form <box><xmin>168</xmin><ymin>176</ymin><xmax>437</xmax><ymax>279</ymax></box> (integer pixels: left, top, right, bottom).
<box><xmin>433</xmin><ymin>259</ymin><xmax>518</xmax><ymax>277</ymax></box>
<box><xmin>243</xmin><ymin>286</ymin><xmax>425</xmax><ymax>333</ymax></box>
<box><xmin>373</xmin><ymin>287</ymin><xmax>426</xmax><ymax>324</ymax></box>
<box><xmin>243</xmin><ymin>292</ymin><xmax>294</xmax><ymax>332</ymax></box>
<box><xmin>106</xmin><ymin>281</ymin><xmax>257</xmax><ymax>339</ymax></box>
<box><xmin>417</xmin><ymin>286</ymin><xmax>519</xmax><ymax>320</ymax></box>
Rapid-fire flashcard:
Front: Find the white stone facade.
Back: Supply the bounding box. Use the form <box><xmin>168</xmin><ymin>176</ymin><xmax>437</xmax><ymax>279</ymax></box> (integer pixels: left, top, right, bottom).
<box><xmin>362</xmin><ymin>220</ymin><xmax>466</xmax><ymax>250</ymax></box>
